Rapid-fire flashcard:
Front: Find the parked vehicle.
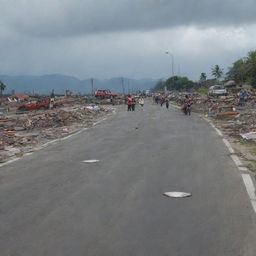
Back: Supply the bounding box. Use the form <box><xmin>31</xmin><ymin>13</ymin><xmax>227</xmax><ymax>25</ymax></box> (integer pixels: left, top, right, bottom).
<box><xmin>94</xmin><ymin>89</ymin><xmax>117</xmax><ymax>99</ymax></box>
<box><xmin>208</xmin><ymin>85</ymin><xmax>228</xmax><ymax>96</ymax></box>
<box><xmin>18</xmin><ymin>99</ymin><xmax>50</xmax><ymax>111</ymax></box>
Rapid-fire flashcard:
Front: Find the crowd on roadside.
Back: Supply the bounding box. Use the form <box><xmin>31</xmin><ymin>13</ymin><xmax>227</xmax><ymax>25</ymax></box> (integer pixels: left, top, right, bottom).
<box><xmin>126</xmin><ymin>94</ymin><xmax>145</xmax><ymax>111</ymax></box>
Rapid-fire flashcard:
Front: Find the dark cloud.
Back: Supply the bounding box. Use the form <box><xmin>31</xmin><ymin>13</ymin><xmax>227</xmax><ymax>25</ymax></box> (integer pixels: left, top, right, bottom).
<box><xmin>1</xmin><ymin>0</ymin><xmax>256</xmax><ymax>80</ymax></box>
<box><xmin>3</xmin><ymin>0</ymin><xmax>256</xmax><ymax>37</ymax></box>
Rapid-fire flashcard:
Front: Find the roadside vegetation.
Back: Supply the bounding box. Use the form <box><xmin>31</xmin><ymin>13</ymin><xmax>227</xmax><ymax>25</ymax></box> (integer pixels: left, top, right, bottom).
<box><xmin>154</xmin><ymin>49</ymin><xmax>256</xmax><ymax>93</ymax></box>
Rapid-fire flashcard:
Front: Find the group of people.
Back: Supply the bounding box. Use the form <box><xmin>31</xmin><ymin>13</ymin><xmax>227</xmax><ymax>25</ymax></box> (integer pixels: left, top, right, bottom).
<box><xmin>153</xmin><ymin>95</ymin><xmax>170</xmax><ymax>109</ymax></box>
<box><xmin>127</xmin><ymin>95</ymin><xmax>145</xmax><ymax>111</ymax></box>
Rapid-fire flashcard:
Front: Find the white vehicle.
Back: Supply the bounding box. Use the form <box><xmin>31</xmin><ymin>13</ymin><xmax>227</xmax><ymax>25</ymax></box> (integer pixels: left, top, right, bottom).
<box><xmin>86</xmin><ymin>103</ymin><xmax>100</xmax><ymax>111</ymax></box>
<box><xmin>208</xmin><ymin>85</ymin><xmax>228</xmax><ymax>96</ymax></box>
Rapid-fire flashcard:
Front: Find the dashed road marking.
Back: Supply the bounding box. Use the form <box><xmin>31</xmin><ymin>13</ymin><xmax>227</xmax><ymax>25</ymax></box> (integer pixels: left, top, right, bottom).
<box><xmin>214</xmin><ymin>127</ymin><xmax>223</xmax><ymax>137</ymax></box>
<box><xmin>0</xmin><ymin>158</ymin><xmax>20</xmax><ymax>168</ymax></box>
<box><xmin>230</xmin><ymin>154</ymin><xmax>243</xmax><ymax>167</ymax></box>
<box><xmin>238</xmin><ymin>167</ymin><xmax>249</xmax><ymax>172</ymax></box>
<box><xmin>205</xmin><ymin>117</ymin><xmax>256</xmax><ymax>214</ymax></box>
<box><xmin>222</xmin><ymin>138</ymin><xmax>235</xmax><ymax>154</ymax></box>
<box><xmin>242</xmin><ymin>174</ymin><xmax>256</xmax><ymax>213</ymax></box>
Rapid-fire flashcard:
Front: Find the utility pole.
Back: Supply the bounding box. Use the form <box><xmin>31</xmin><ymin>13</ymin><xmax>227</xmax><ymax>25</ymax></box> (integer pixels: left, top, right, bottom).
<box><xmin>121</xmin><ymin>77</ymin><xmax>125</xmax><ymax>95</ymax></box>
<box><xmin>91</xmin><ymin>78</ymin><xmax>94</xmax><ymax>96</ymax></box>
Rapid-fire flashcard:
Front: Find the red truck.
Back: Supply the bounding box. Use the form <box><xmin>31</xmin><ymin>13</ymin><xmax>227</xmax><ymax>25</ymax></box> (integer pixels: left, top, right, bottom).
<box><xmin>18</xmin><ymin>99</ymin><xmax>50</xmax><ymax>111</ymax></box>
<box><xmin>94</xmin><ymin>89</ymin><xmax>117</xmax><ymax>99</ymax></box>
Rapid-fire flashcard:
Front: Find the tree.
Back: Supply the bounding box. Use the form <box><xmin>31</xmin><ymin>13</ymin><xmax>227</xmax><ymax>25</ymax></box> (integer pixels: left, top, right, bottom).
<box><xmin>0</xmin><ymin>80</ymin><xmax>6</xmax><ymax>97</ymax></box>
<box><xmin>154</xmin><ymin>80</ymin><xmax>166</xmax><ymax>91</ymax></box>
<box><xmin>154</xmin><ymin>76</ymin><xmax>195</xmax><ymax>91</ymax></box>
<box><xmin>199</xmin><ymin>73</ymin><xmax>207</xmax><ymax>83</ymax></box>
<box><xmin>211</xmin><ymin>65</ymin><xmax>223</xmax><ymax>81</ymax></box>
<box><xmin>226</xmin><ymin>58</ymin><xmax>246</xmax><ymax>83</ymax></box>
<box><xmin>245</xmin><ymin>51</ymin><xmax>256</xmax><ymax>86</ymax></box>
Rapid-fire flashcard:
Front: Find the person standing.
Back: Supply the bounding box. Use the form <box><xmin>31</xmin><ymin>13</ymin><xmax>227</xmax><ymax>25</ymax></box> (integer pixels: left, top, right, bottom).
<box><xmin>138</xmin><ymin>97</ymin><xmax>144</xmax><ymax>109</ymax></box>
<box><xmin>131</xmin><ymin>97</ymin><xmax>136</xmax><ymax>111</ymax></box>
<box><xmin>160</xmin><ymin>96</ymin><xmax>165</xmax><ymax>107</ymax></box>
<box><xmin>127</xmin><ymin>94</ymin><xmax>132</xmax><ymax>111</ymax></box>
<box><xmin>165</xmin><ymin>98</ymin><xmax>169</xmax><ymax>109</ymax></box>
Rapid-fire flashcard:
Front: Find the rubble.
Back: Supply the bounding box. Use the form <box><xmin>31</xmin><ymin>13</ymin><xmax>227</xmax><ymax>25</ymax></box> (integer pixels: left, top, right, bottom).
<box><xmin>0</xmin><ymin>99</ymin><xmax>113</xmax><ymax>163</ymax></box>
<box><xmin>168</xmin><ymin>91</ymin><xmax>256</xmax><ymax>139</ymax></box>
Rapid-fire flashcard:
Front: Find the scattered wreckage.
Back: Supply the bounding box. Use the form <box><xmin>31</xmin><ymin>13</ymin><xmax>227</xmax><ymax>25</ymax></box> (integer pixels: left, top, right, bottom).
<box><xmin>0</xmin><ymin>96</ymin><xmax>112</xmax><ymax>163</ymax></box>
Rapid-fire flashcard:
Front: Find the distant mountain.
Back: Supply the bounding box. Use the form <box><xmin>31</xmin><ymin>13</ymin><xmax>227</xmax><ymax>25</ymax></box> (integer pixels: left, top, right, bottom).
<box><xmin>0</xmin><ymin>74</ymin><xmax>157</xmax><ymax>95</ymax></box>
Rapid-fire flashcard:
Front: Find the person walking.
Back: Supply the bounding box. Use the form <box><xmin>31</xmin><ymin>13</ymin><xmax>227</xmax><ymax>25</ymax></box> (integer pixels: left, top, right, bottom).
<box><xmin>165</xmin><ymin>98</ymin><xmax>169</xmax><ymax>109</ymax></box>
<box><xmin>131</xmin><ymin>97</ymin><xmax>136</xmax><ymax>111</ymax></box>
<box><xmin>127</xmin><ymin>94</ymin><xmax>132</xmax><ymax>111</ymax></box>
<box><xmin>138</xmin><ymin>97</ymin><xmax>144</xmax><ymax>109</ymax></box>
<box><xmin>160</xmin><ymin>96</ymin><xmax>165</xmax><ymax>107</ymax></box>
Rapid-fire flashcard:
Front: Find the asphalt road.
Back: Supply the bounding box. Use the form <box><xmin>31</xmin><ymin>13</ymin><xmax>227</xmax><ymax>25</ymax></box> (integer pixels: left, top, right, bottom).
<box><xmin>0</xmin><ymin>102</ymin><xmax>256</xmax><ymax>256</ymax></box>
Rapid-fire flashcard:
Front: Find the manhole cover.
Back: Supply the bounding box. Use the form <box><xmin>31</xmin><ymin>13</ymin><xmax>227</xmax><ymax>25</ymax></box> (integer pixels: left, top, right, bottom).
<box><xmin>163</xmin><ymin>192</ymin><xmax>192</xmax><ymax>198</ymax></box>
<box><xmin>82</xmin><ymin>160</ymin><xmax>100</xmax><ymax>163</ymax></box>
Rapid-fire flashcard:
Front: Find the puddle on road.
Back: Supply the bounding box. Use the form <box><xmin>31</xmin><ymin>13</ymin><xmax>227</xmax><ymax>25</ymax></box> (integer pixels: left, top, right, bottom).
<box><xmin>163</xmin><ymin>192</ymin><xmax>192</xmax><ymax>198</ymax></box>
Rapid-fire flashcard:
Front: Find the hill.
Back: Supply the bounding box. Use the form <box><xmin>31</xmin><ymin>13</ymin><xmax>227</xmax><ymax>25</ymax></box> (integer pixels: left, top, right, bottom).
<box><xmin>0</xmin><ymin>74</ymin><xmax>157</xmax><ymax>95</ymax></box>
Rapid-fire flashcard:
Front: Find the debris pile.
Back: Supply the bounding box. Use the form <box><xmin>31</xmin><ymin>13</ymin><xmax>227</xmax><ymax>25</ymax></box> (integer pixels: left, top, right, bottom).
<box><xmin>168</xmin><ymin>92</ymin><xmax>256</xmax><ymax>141</ymax></box>
<box><xmin>0</xmin><ymin>104</ymin><xmax>112</xmax><ymax>163</ymax></box>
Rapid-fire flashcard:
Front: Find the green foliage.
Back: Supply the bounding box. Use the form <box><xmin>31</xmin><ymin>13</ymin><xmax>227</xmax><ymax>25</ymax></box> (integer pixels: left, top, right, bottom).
<box><xmin>226</xmin><ymin>58</ymin><xmax>246</xmax><ymax>83</ymax></box>
<box><xmin>154</xmin><ymin>76</ymin><xmax>195</xmax><ymax>91</ymax></box>
<box><xmin>227</xmin><ymin>50</ymin><xmax>256</xmax><ymax>87</ymax></box>
<box><xmin>194</xmin><ymin>87</ymin><xmax>209</xmax><ymax>95</ymax></box>
<box><xmin>211</xmin><ymin>65</ymin><xmax>223</xmax><ymax>80</ymax></box>
<box><xmin>154</xmin><ymin>80</ymin><xmax>166</xmax><ymax>91</ymax></box>
<box><xmin>199</xmin><ymin>72</ymin><xmax>207</xmax><ymax>83</ymax></box>
<box><xmin>0</xmin><ymin>80</ymin><xmax>6</xmax><ymax>97</ymax></box>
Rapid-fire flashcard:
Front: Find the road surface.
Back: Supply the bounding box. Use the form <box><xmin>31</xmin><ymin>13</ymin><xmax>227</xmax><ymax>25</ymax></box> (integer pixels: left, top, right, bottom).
<box><xmin>0</xmin><ymin>102</ymin><xmax>256</xmax><ymax>256</ymax></box>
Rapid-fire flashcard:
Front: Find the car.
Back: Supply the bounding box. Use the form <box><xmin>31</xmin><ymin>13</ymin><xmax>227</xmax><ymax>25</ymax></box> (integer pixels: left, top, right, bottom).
<box><xmin>86</xmin><ymin>103</ymin><xmax>100</xmax><ymax>111</ymax></box>
<box><xmin>94</xmin><ymin>89</ymin><xmax>118</xmax><ymax>99</ymax></box>
<box><xmin>208</xmin><ymin>85</ymin><xmax>228</xmax><ymax>96</ymax></box>
<box><xmin>18</xmin><ymin>99</ymin><xmax>50</xmax><ymax>111</ymax></box>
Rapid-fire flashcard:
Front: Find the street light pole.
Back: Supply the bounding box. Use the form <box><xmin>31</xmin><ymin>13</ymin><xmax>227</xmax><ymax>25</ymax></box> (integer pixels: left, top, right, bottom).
<box><xmin>91</xmin><ymin>78</ymin><xmax>94</xmax><ymax>96</ymax></box>
<box><xmin>165</xmin><ymin>51</ymin><xmax>174</xmax><ymax>77</ymax></box>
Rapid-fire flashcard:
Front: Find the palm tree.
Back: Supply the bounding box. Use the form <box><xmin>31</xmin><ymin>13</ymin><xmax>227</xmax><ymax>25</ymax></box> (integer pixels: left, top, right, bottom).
<box><xmin>211</xmin><ymin>65</ymin><xmax>223</xmax><ymax>81</ymax></box>
<box><xmin>200</xmin><ymin>73</ymin><xmax>207</xmax><ymax>83</ymax></box>
<box><xmin>0</xmin><ymin>80</ymin><xmax>6</xmax><ymax>97</ymax></box>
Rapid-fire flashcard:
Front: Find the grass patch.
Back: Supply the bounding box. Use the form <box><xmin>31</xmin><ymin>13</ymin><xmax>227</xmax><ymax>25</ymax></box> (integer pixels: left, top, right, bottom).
<box><xmin>191</xmin><ymin>87</ymin><xmax>208</xmax><ymax>95</ymax></box>
<box><xmin>246</xmin><ymin>163</ymin><xmax>256</xmax><ymax>172</ymax></box>
<box><xmin>238</xmin><ymin>138</ymin><xmax>256</xmax><ymax>147</ymax></box>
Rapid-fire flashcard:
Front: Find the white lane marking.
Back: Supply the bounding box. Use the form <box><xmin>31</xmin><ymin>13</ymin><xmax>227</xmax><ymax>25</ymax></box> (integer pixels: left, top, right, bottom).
<box><xmin>231</xmin><ymin>154</ymin><xmax>243</xmax><ymax>167</ymax></box>
<box><xmin>208</xmin><ymin>121</ymin><xmax>223</xmax><ymax>136</ymax></box>
<box><xmin>24</xmin><ymin>152</ymin><xmax>34</xmax><ymax>157</ymax></box>
<box><xmin>239</xmin><ymin>166</ymin><xmax>249</xmax><ymax>172</ymax></box>
<box><xmin>82</xmin><ymin>160</ymin><xmax>100</xmax><ymax>163</ymax></box>
<box><xmin>93</xmin><ymin>118</ymin><xmax>107</xmax><ymax>126</ymax></box>
<box><xmin>205</xmin><ymin>118</ymin><xmax>256</xmax><ymax>215</ymax></box>
<box><xmin>222</xmin><ymin>138</ymin><xmax>235</xmax><ymax>154</ymax></box>
<box><xmin>214</xmin><ymin>127</ymin><xmax>223</xmax><ymax>137</ymax></box>
<box><xmin>242</xmin><ymin>174</ymin><xmax>256</xmax><ymax>213</ymax></box>
<box><xmin>0</xmin><ymin>158</ymin><xmax>20</xmax><ymax>168</ymax></box>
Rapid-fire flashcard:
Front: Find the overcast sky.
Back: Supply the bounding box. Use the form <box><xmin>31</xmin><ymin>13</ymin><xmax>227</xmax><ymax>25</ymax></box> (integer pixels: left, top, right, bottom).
<box><xmin>1</xmin><ymin>0</ymin><xmax>256</xmax><ymax>80</ymax></box>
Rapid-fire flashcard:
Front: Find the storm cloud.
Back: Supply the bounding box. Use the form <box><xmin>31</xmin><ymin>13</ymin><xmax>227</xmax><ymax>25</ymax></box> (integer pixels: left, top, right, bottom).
<box><xmin>1</xmin><ymin>0</ymin><xmax>256</xmax><ymax>81</ymax></box>
<box><xmin>2</xmin><ymin>0</ymin><xmax>256</xmax><ymax>36</ymax></box>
